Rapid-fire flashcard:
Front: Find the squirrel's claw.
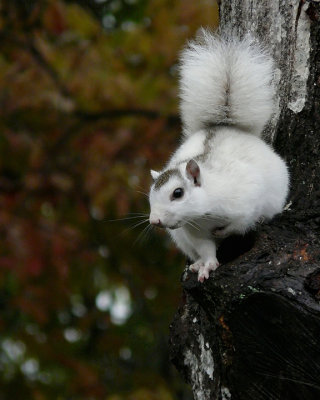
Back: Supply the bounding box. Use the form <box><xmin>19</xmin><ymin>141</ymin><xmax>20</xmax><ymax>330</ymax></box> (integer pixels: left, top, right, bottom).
<box><xmin>197</xmin><ymin>260</ymin><xmax>219</xmax><ymax>282</ymax></box>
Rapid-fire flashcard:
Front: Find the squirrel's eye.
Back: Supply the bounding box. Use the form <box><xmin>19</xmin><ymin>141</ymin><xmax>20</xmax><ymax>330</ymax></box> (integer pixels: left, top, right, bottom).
<box><xmin>172</xmin><ymin>187</ymin><xmax>184</xmax><ymax>200</ymax></box>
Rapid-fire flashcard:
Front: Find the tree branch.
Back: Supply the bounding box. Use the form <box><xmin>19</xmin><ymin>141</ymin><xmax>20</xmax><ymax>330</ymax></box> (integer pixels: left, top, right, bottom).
<box><xmin>73</xmin><ymin>109</ymin><xmax>180</xmax><ymax>124</ymax></box>
<box><xmin>0</xmin><ymin>30</ymin><xmax>181</xmax><ymax>126</ymax></box>
<box><xmin>27</xmin><ymin>38</ymin><xmax>72</xmax><ymax>98</ymax></box>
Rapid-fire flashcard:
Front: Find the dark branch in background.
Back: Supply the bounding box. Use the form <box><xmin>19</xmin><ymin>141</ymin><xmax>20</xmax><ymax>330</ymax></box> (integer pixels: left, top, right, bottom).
<box><xmin>52</xmin><ymin>109</ymin><xmax>180</xmax><ymax>154</ymax></box>
<box><xmin>0</xmin><ymin>31</ymin><xmax>72</xmax><ymax>99</ymax></box>
<box><xmin>65</xmin><ymin>0</ymin><xmax>109</xmax><ymax>21</ymax></box>
<box><xmin>26</xmin><ymin>39</ymin><xmax>180</xmax><ymax>126</ymax></box>
<box><xmin>65</xmin><ymin>0</ymin><xmax>149</xmax><ymax>30</ymax></box>
<box><xmin>74</xmin><ymin>109</ymin><xmax>180</xmax><ymax>124</ymax></box>
<box><xmin>27</xmin><ymin>39</ymin><xmax>72</xmax><ymax>98</ymax></box>
<box><xmin>0</xmin><ymin>30</ymin><xmax>180</xmax><ymax>128</ymax></box>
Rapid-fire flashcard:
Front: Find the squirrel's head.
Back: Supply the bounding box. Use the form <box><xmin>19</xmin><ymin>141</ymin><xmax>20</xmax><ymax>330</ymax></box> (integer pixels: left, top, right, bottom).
<box><xmin>149</xmin><ymin>159</ymin><xmax>204</xmax><ymax>229</ymax></box>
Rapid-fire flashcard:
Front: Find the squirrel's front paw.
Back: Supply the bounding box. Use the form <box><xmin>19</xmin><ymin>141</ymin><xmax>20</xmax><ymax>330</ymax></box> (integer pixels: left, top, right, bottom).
<box><xmin>189</xmin><ymin>260</ymin><xmax>204</xmax><ymax>273</ymax></box>
<box><xmin>198</xmin><ymin>260</ymin><xmax>219</xmax><ymax>282</ymax></box>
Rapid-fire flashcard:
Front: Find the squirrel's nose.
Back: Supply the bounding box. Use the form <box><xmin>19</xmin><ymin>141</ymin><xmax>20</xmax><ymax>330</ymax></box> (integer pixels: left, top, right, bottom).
<box><xmin>150</xmin><ymin>218</ymin><xmax>164</xmax><ymax>228</ymax></box>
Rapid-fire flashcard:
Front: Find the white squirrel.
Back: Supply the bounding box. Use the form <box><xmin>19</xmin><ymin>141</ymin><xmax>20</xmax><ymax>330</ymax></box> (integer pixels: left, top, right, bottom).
<box><xmin>148</xmin><ymin>30</ymin><xmax>289</xmax><ymax>282</ymax></box>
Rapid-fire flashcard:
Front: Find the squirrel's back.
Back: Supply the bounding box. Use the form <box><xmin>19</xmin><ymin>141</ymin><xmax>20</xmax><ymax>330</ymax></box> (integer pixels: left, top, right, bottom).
<box><xmin>179</xmin><ymin>30</ymin><xmax>274</xmax><ymax>137</ymax></box>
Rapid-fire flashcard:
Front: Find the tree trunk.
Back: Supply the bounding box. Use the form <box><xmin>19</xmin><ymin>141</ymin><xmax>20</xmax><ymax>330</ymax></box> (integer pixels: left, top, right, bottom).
<box><xmin>169</xmin><ymin>1</ymin><xmax>320</xmax><ymax>399</ymax></box>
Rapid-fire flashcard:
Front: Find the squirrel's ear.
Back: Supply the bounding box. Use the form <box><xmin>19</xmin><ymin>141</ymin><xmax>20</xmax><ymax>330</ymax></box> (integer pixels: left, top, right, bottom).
<box><xmin>186</xmin><ymin>159</ymin><xmax>201</xmax><ymax>186</ymax></box>
<box><xmin>150</xmin><ymin>170</ymin><xmax>160</xmax><ymax>181</ymax></box>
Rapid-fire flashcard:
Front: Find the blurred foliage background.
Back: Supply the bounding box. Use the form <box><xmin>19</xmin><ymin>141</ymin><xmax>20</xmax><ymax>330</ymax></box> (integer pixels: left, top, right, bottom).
<box><xmin>0</xmin><ymin>0</ymin><xmax>218</xmax><ymax>399</ymax></box>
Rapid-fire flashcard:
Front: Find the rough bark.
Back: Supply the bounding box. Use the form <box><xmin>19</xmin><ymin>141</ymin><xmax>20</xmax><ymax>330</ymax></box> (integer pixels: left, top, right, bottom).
<box><xmin>169</xmin><ymin>1</ymin><xmax>320</xmax><ymax>399</ymax></box>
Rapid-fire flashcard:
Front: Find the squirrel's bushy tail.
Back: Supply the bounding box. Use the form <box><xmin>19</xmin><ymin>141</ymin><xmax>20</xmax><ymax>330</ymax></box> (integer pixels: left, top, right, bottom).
<box><xmin>179</xmin><ymin>30</ymin><xmax>274</xmax><ymax>137</ymax></box>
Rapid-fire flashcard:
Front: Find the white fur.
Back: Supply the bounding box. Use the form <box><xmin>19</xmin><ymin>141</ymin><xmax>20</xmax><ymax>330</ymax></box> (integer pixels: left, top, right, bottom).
<box><xmin>150</xmin><ymin>170</ymin><xmax>160</xmax><ymax>180</ymax></box>
<box><xmin>149</xmin><ymin>33</ymin><xmax>289</xmax><ymax>282</ymax></box>
<box><xmin>180</xmin><ymin>30</ymin><xmax>274</xmax><ymax>136</ymax></box>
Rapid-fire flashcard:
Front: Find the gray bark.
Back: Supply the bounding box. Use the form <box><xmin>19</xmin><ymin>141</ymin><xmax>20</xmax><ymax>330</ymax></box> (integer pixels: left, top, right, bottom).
<box><xmin>169</xmin><ymin>1</ymin><xmax>320</xmax><ymax>399</ymax></box>
<box><xmin>220</xmin><ymin>0</ymin><xmax>313</xmax><ymax>141</ymax></box>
